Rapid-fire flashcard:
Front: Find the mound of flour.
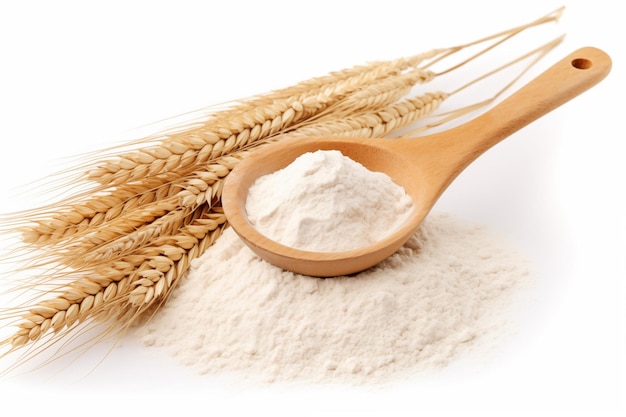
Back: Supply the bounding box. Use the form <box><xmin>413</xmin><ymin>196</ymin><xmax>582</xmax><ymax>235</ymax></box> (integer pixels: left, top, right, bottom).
<box><xmin>133</xmin><ymin>212</ymin><xmax>531</xmax><ymax>385</ymax></box>
<box><xmin>245</xmin><ymin>149</ymin><xmax>414</xmax><ymax>252</ymax></box>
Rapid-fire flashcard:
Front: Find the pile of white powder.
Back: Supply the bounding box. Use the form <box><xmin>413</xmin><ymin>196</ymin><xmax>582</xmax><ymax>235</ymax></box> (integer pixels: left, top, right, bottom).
<box><xmin>245</xmin><ymin>150</ymin><xmax>414</xmax><ymax>252</ymax></box>
<box><xmin>132</xmin><ymin>150</ymin><xmax>531</xmax><ymax>385</ymax></box>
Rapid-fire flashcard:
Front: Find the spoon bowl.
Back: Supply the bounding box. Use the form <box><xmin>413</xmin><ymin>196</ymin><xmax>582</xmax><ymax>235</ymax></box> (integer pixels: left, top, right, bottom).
<box><xmin>222</xmin><ymin>47</ymin><xmax>611</xmax><ymax>277</ymax></box>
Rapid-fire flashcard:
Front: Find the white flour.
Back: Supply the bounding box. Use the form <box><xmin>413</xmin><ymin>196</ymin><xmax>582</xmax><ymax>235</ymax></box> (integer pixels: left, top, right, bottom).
<box><xmin>133</xmin><ymin>212</ymin><xmax>531</xmax><ymax>385</ymax></box>
<box><xmin>245</xmin><ymin>150</ymin><xmax>413</xmax><ymax>252</ymax></box>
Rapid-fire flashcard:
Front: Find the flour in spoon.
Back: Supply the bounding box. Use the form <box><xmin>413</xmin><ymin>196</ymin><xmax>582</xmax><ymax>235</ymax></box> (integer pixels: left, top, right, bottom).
<box><xmin>244</xmin><ymin>149</ymin><xmax>414</xmax><ymax>252</ymax></box>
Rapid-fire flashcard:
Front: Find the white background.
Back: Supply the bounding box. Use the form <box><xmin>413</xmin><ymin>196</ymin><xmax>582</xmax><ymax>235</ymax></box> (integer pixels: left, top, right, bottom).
<box><xmin>0</xmin><ymin>1</ymin><xmax>623</xmax><ymax>416</ymax></box>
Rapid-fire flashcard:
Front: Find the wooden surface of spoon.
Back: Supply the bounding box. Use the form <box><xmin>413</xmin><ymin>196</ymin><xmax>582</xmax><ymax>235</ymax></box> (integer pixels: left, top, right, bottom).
<box><xmin>222</xmin><ymin>47</ymin><xmax>612</xmax><ymax>277</ymax></box>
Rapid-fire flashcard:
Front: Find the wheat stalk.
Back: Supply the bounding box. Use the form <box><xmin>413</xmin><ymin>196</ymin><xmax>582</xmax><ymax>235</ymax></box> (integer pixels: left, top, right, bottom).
<box><xmin>285</xmin><ymin>92</ymin><xmax>449</xmax><ymax>139</ymax></box>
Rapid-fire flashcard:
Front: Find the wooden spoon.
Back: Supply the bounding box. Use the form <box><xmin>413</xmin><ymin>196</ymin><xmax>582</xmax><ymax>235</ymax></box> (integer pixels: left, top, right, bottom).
<box><xmin>222</xmin><ymin>47</ymin><xmax>611</xmax><ymax>277</ymax></box>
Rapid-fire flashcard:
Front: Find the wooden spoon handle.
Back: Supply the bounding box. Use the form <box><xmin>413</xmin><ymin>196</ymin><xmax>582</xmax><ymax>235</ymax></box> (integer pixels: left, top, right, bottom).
<box><xmin>462</xmin><ymin>46</ymin><xmax>612</xmax><ymax>151</ymax></box>
<box><xmin>396</xmin><ymin>46</ymin><xmax>612</xmax><ymax>191</ymax></box>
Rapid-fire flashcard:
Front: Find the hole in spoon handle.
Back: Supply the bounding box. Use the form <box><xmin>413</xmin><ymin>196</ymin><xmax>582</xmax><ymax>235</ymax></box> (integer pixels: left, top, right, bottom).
<box><xmin>524</xmin><ymin>46</ymin><xmax>612</xmax><ymax>117</ymax></box>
